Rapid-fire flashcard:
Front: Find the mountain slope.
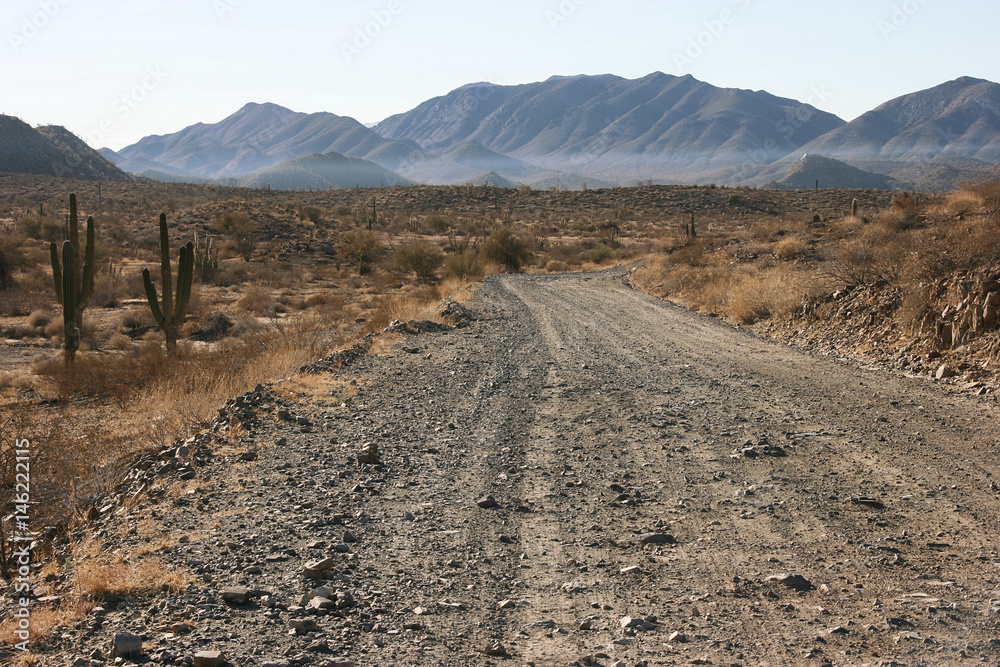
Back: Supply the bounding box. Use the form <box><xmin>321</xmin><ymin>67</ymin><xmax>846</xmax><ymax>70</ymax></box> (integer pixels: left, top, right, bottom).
<box><xmin>791</xmin><ymin>77</ymin><xmax>1000</xmax><ymax>172</ymax></box>
<box><xmin>764</xmin><ymin>154</ymin><xmax>901</xmax><ymax>190</ymax></box>
<box><xmin>0</xmin><ymin>115</ymin><xmax>130</xmax><ymax>181</ymax></box>
<box><xmin>375</xmin><ymin>72</ymin><xmax>846</xmax><ymax>184</ymax></box>
<box><xmin>237</xmin><ymin>152</ymin><xmax>410</xmax><ymax>190</ymax></box>
<box><xmin>110</xmin><ymin>103</ymin><xmax>428</xmax><ymax>179</ymax></box>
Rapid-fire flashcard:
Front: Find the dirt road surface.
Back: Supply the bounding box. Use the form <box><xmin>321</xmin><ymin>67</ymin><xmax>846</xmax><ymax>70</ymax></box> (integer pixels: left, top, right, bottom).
<box><xmin>44</xmin><ymin>269</ymin><xmax>1000</xmax><ymax>666</ymax></box>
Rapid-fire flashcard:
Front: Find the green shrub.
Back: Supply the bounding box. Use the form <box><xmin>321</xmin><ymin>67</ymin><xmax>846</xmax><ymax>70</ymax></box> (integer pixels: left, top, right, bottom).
<box><xmin>481</xmin><ymin>226</ymin><xmax>530</xmax><ymax>272</ymax></box>
<box><xmin>337</xmin><ymin>230</ymin><xmax>383</xmax><ymax>275</ymax></box>
<box><xmin>393</xmin><ymin>243</ymin><xmax>444</xmax><ymax>281</ymax></box>
<box><xmin>445</xmin><ymin>250</ymin><xmax>483</xmax><ymax>280</ymax></box>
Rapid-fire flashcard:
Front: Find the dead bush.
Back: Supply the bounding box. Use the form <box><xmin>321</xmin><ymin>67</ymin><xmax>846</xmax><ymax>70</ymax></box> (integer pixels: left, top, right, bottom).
<box><xmin>545</xmin><ymin>260</ymin><xmax>571</xmax><ymax>273</ymax></box>
<box><xmin>237</xmin><ymin>284</ymin><xmax>282</xmax><ymax>317</ymax></box>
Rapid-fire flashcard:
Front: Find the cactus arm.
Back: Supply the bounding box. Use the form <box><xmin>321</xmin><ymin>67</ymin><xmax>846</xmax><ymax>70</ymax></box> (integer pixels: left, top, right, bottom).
<box><xmin>49</xmin><ymin>242</ymin><xmax>63</xmax><ymax>302</ymax></box>
<box><xmin>68</xmin><ymin>193</ymin><xmax>79</xmax><ymax>253</ymax></box>
<box><xmin>173</xmin><ymin>243</ymin><xmax>194</xmax><ymax>325</ymax></box>
<box><xmin>142</xmin><ymin>268</ymin><xmax>165</xmax><ymax>325</ymax></box>
<box><xmin>79</xmin><ymin>216</ymin><xmax>95</xmax><ymax>308</ymax></box>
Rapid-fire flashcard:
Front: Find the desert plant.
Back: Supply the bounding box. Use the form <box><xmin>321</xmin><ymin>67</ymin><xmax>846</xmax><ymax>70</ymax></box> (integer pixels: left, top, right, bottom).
<box><xmin>0</xmin><ymin>234</ymin><xmax>26</xmax><ymax>290</ymax></box>
<box><xmin>445</xmin><ymin>249</ymin><xmax>483</xmax><ymax>279</ymax></box>
<box><xmin>394</xmin><ymin>243</ymin><xmax>444</xmax><ymax>282</ymax></box>
<box><xmin>337</xmin><ymin>230</ymin><xmax>383</xmax><ymax>275</ymax></box>
<box><xmin>481</xmin><ymin>226</ymin><xmax>530</xmax><ymax>272</ymax></box>
<box><xmin>142</xmin><ymin>213</ymin><xmax>194</xmax><ymax>354</ymax></box>
<box><xmin>49</xmin><ymin>194</ymin><xmax>95</xmax><ymax>364</ymax></box>
<box><xmin>216</xmin><ymin>211</ymin><xmax>258</xmax><ymax>261</ymax></box>
<box><xmin>193</xmin><ymin>231</ymin><xmax>220</xmax><ymax>280</ymax></box>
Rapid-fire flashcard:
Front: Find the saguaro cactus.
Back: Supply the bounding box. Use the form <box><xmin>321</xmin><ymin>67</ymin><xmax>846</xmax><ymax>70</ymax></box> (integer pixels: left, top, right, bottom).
<box><xmin>49</xmin><ymin>193</ymin><xmax>95</xmax><ymax>363</ymax></box>
<box><xmin>143</xmin><ymin>213</ymin><xmax>194</xmax><ymax>353</ymax></box>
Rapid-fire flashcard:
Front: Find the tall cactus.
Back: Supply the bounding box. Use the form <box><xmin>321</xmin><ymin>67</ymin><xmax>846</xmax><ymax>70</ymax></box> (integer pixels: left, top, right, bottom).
<box><xmin>143</xmin><ymin>213</ymin><xmax>193</xmax><ymax>354</ymax></box>
<box><xmin>49</xmin><ymin>193</ymin><xmax>95</xmax><ymax>363</ymax></box>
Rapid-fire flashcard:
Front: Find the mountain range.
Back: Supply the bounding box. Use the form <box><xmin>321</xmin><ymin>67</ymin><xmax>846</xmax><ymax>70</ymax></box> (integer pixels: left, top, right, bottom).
<box><xmin>4</xmin><ymin>74</ymin><xmax>1000</xmax><ymax>191</ymax></box>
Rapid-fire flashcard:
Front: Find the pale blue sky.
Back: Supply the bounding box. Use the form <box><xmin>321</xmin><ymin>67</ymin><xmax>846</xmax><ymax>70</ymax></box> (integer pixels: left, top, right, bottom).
<box><xmin>3</xmin><ymin>0</ymin><xmax>997</xmax><ymax>150</ymax></box>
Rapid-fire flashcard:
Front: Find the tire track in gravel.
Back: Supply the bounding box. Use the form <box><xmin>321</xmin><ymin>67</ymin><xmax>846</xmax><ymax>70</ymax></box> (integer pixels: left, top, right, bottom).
<box><xmin>43</xmin><ymin>268</ymin><xmax>1000</xmax><ymax>667</ymax></box>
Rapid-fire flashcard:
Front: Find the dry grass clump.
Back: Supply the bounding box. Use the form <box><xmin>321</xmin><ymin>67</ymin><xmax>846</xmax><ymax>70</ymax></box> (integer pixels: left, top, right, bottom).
<box><xmin>773</xmin><ymin>236</ymin><xmax>810</xmax><ymax>261</ymax></box>
<box><xmin>0</xmin><ymin>536</ymin><xmax>191</xmax><ymax>650</ymax></box>
<box><xmin>545</xmin><ymin>260</ymin><xmax>571</xmax><ymax>273</ymax></box>
<box><xmin>944</xmin><ymin>190</ymin><xmax>984</xmax><ymax>217</ymax></box>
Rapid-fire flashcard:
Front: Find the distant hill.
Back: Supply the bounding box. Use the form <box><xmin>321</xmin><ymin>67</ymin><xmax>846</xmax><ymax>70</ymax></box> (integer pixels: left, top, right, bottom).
<box><xmin>790</xmin><ymin>77</ymin><xmax>1000</xmax><ymax>174</ymax></box>
<box><xmin>0</xmin><ymin>115</ymin><xmax>130</xmax><ymax>181</ymax></box>
<box><xmin>375</xmin><ymin>72</ymin><xmax>846</xmax><ymax>185</ymax></box>
<box><xmin>889</xmin><ymin>157</ymin><xmax>1000</xmax><ymax>193</ymax></box>
<box><xmin>764</xmin><ymin>154</ymin><xmax>901</xmax><ymax>190</ymax></box>
<box><xmin>237</xmin><ymin>152</ymin><xmax>410</xmax><ymax>190</ymax></box>
<box><xmin>108</xmin><ymin>103</ymin><xmax>428</xmax><ymax>179</ymax></box>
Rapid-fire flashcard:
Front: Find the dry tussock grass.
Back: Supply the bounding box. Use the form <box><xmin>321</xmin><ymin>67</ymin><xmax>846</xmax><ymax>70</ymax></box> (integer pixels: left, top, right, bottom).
<box><xmin>0</xmin><ymin>536</ymin><xmax>192</xmax><ymax>651</ymax></box>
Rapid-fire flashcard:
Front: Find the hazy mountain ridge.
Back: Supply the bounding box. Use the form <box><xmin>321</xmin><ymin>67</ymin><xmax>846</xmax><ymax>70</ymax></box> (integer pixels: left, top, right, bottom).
<box><xmin>0</xmin><ymin>115</ymin><xmax>130</xmax><ymax>181</ymax></box>
<box><xmin>790</xmin><ymin>77</ymin><xmax>1000</xmax><ymax>174</ymax></box>
<box><xmin>11</xmin><ymin>74</ymin><xmax>1000</xmax><ymax>191</ymax></box>
<box><xmin>375</xmin><ymin>72</ymin><xmax>847</xmax><ymax>184</ymax></box>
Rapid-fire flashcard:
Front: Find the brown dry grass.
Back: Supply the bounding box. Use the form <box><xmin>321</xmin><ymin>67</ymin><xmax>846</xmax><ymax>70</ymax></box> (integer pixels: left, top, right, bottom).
<box><xmin>0</xmin><ymin>536</ymin><xmax>192</xmax><ymax>652</ymax></box>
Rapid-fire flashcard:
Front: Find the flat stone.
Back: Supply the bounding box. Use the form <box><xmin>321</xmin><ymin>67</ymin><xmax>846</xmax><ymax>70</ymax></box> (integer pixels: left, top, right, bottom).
<box><xmin>111</xmin><ymin>632</ymin><xmax>143</xmax><ymax>658</ymax></box>
<box><xmin>221</xmin><ymin>586</ymin><xmax>250</xmax><ymax>604</ymax></box>
<box><xmin>767</xmin><ymin>573</ymin><xmax>815</xmax><ymax>591</ymax></box>
<box><xmin>477</xmin><ymin>495</ymin><xmax>499</xmax><ymax>509</ymax></box>
<box><xmin>637</xmin><ymin>532</ymin><xmax>675</xmax><ymax>546</ymax></box>
<box><xmin>192</xmin><ymin>650</ymin><xmax>224</xmax><ymax>667</ymax></box>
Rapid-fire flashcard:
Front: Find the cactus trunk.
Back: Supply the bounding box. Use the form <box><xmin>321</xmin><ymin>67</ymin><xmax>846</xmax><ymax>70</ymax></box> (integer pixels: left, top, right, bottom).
<box><xmin>49</xmin><ymin>194</ymin><xmax>96</xmax><ymax>364</ymax></box>
<box><xmin>143</xmin><ymin>213</ymin><xmax>194</xmax><ymax>354</ymax></box>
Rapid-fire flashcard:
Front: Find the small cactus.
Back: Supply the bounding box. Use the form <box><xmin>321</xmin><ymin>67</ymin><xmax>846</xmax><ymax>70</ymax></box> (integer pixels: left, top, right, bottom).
<box><xmin>193</xmin><ymin>231</ymin><xmax>219</xmax><ymax>279</ymax></box>
<box><xmin>143</xmin><ymin>213</ymin><xmax>194</xmax><ymax>354</ymax></box>
<box><xmin>851</xmin><ymin>198</ymin><xmax>858</xmax><ymax>218</ymax></box>
<box><xmin>49</xmin><ymin>193</ymin><xmax>95</xmax><ymax>363</ymax></box>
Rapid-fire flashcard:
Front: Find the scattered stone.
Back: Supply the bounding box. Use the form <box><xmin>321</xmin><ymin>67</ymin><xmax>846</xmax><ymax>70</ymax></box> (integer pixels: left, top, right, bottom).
<box><xmin>851</xmin><ymin>496</ymin><xmax>886</xmax><ymax>510</ymax></box>
<box><xmin>637</xmin><ymin>532</ymin><xmax>675</xmax><ymax>546</ymax></box>
<box><xmin>476</xmin><ymin>495</ymin><xmax>499</xmax><ymax>509</ymax></box>
<box><xmin>343</xmin><ymin>530</ymin><xmax>358</xmax><ymax>543</ymax></box>
<box><xmin>221</xmin><ymin>586</ymin><xmax>250</xmax><ymax>604</ymax></box>
<box><xmin>620</xmin><ymin>565</ymin><xmax>642</xmax><ymax>575</ymax></box>
<box><xmin>620</xmin><ymin>616</ymin><xmax>657</xmax><ymax>632</ymax></box>
<box><xmin>767</xmin><ymin>573</ymin><xmax>815</xmax><ymax>592</ymax></box>
<box><xmin>303</xmin><ymin>558</ymin><xmax>336</xmax><ymax>579</ymax></box>
<box><xmin>481</xmin><ymin>641</ymin><xmax>507</xmax><ymax>657</ymax></box>
<box><xmin>935</xmin><ymin>364</ymin><xmax>956</xmax><ymax>380</ymax></box>
<box><xmin>288</xmin><ymin>618</ymin><xmax>320</xmax><ymax>634</ymax></box>
<box><xmin>111</xmin><ymin>632</ymin><xmax>142</xmax><ymax>658</ymax></box>
<box><xmin>357</xmin><ymin>443</ymin><xmax>380</xmax><ymax>465</ymax></box>
<box><xmin>498</xmin><ymin>599</ymin><xmax>516</xmax><ymax>610</ymax></box>
<box><xmin>192</xmin><ymin>650</ymin><xmax>225</xmax><ymax>667</ymax></box>
<box><xmin>239</xmin><ymin>450</ymin><xmax>258</xmax><ymax>461</ymax></box>
<box><xmin>562</xmin><ymin>581</ymin><xmax>589</xmax><ymax>594</ymax></box>
<box><xmin>668</xmin><ymin>630</ymin><xmax>689</xmax><ymax>643</ymax></box>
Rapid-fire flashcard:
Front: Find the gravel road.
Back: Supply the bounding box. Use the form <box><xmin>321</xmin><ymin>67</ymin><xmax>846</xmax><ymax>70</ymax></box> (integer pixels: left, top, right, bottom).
<box><xmin>45</xmin><ymin>269</ymin><xmax>1000</xmax><ymax>667</ymax></box>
